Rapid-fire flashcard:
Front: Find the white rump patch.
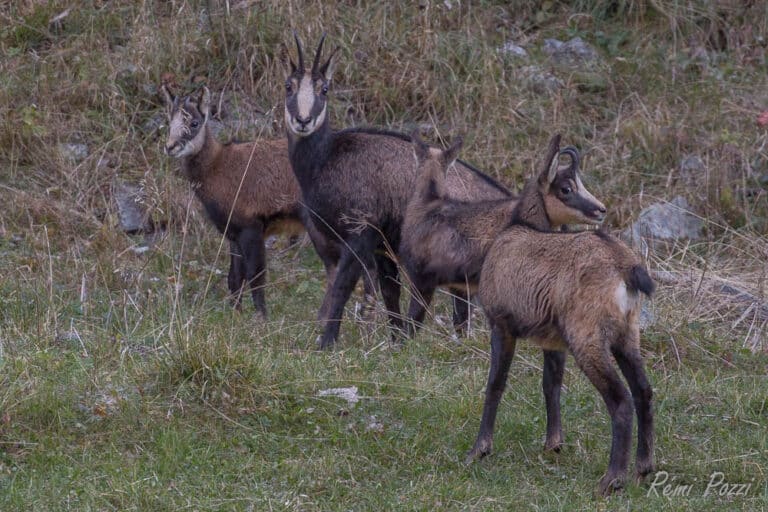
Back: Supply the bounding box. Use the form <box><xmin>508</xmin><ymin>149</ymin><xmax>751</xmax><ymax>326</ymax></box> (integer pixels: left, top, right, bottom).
<box><xmin>614</xmin><ymin>281</ymin><xmax>633</xmax><ymax>315</ymax></box>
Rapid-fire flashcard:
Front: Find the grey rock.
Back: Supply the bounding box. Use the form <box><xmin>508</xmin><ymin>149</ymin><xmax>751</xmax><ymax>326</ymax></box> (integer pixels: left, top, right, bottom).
<box><xmin>141</xmin><ymin>112</ymin><xmax>165</xmax><ymax>137</ymax></box>
<box><xmin>639</xmin><ymin>302</ymin><xmax>656</xmax><ymax>330</ymax></box>
<box><xmin>498</xmin><ymin>41</ymin><xmax>528</xmax><ymax>59</ymax></box>
<box><xmin>520</xmin><ymin>65</ymin><xmax>564</xmax><ymax>94</ymax></box>
<box><xmin>622</xmin><ymin>196</ymin><xmax>703</xmax><ymax>251</ymax></box>
<box><xmin>680</xmin><ymin>154</ymin><xmax>705</xmax><ymax>174</ymax></box>
<box><xmin>114</xmin><ymin>181</ymin><xmax>152</xmax><ymax>234</ymax></box>
<box><xmin>543</xmin><ymin>38</ymin><xmax>564</xmax><ymax>55</ymax></box>
<box><xmin>550</xmin><ymin>36</ymin><xmax>601</xmax><ymax>68</ymax></box>
<box><xmin>59</xmin><ymin>143</ymin><xmax>89</xmax><ymax>163</ymax></box>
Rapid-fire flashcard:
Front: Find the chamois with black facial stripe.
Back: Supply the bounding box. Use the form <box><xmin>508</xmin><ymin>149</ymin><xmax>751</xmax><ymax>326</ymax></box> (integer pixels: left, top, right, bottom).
<box><xmin>284</xmin><ymin>33</ymin><xmax>512</xmax><ymax>348</ymax></box>
<box><xmin>161</xmin><ymin>84</ymin><xmax>371</xmax><ymax>320</ymax></box>
<box><xmin>466</xmin><ymin>134</ymin><xmax>655</xmax><ymax>496</ymax></box>
<box><xmin>403</xmin><ymin>134</ymin><xmax>608</xmax><ymax>471</ymax></box>
<box><xmin>400</xmin><ymin>133</ymin><xmax>606</xmax><ymax>336</ymax></box>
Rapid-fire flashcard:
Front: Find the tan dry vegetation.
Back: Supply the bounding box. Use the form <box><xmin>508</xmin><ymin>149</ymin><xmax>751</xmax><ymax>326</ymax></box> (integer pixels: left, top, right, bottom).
<box><xmin>0</xmin><ymin>1</ymin><xmax>767</xmax><ymax>509</ymax></box>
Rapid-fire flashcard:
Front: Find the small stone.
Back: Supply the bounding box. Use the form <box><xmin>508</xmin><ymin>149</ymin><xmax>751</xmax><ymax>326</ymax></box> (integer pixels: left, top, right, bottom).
<box><xmin>114</xmin><ymin>181</ymin><xmax>152</xmax><ymax>235</ymax></box>
<box><xmin>543</xmin><ymin>38</ymin><xmax>564</xmax><ymax>55</ymax></box>
<box><xmin>520</xmin><ymin>65</ymin><xmax>564</xmax><ymax>94</ymax></box>
<box><xmin>550</xmin><ymin>36</ymin><xmax>601</xmax><ymax>68</ymax></box>
<box><xmin>58</xmin><ymin>143</ymin><xmax>89</xmax><ymax>163</ymax></box>
<box><xmin>639</xmin><ymin>303</ymin><xmax>656</xmax><ymax>330</ymax></box>
<box><xmin>680</xmin><ymin>154</ymin><xmax>705</xmax><ymax>173</ymax></box>
<box><xmin>498</xmin><ymin>41</ymin><xmax>528</xmax><ymax>59</ymax></box>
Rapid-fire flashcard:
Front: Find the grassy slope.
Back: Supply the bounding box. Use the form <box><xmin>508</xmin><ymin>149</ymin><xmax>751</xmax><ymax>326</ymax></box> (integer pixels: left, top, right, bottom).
<box><xmin>1</xmin><ymin>1</ymin><xmax>767</xmax><ymax>510</ymax></box>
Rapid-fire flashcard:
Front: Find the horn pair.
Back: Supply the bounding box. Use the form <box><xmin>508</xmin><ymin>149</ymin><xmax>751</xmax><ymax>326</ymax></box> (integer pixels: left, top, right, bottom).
<box><xmin>292</xmin><ymin>31</ymin><xmax>335</xmax><ymax>75</ymax></box>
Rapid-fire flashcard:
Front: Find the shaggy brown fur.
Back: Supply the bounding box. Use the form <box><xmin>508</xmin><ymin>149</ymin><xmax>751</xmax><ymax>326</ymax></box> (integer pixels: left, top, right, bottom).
<box><xmin>162</xmin><ymin>85</ymin><xmax>370</xmax><ymax>319</ymax></box>
<box><xmin>285</xmin><ymin>35</ymin><xmax>511</xmax><ymax>348</ymax></box>
<box><xmin>467</xmin><ymin>134</ymin><xmax>655</xmax><ymax>496</ymax></box>
<box><xmin>400</xmin><ymin>134</ymin><xmax>517</xmax><ymax>334</ymax></box>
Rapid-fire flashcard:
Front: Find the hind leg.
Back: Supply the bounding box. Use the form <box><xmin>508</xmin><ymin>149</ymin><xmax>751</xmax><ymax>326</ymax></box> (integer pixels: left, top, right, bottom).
<box><xmin>451</xmin><ymin>288</ymin><xmax>471</xmax><ymax>337</ymax></box>
<box><xmin>570</xmin><ymin>336</ymin><xmax>633</xmax><ymax>496</ymax></box>
<box><xmin>612</xmin><ymin>339</ymin><xmax>654</xmax><ymax>482</ymax></box>
<box><xmin>466</xmin><ymin>319</ymin><xmax>517</xmax><ymax>462</ymax></box>
<box><xmin>405</xmin><ymin>276</ymin><xmax>435</xmax><ymax>337</ymax></box>
<box><xmin>238</xmin><ymin>224</ymin><xmax>268</xmax><ymax>320</ymax></box>
<box><xmin>375</xmin><ymin>252</ymin><xmax>405</xmax><ymax>341</ymax></box>
<box><xmin>227</xmin><ymin>240</ymin><xmax>245</xmax><ymax>310</ymax></box>
<box><xmin>542</xmin><ymin>349</ymin><xmax>566</xmax><ymax>452</ymax></box>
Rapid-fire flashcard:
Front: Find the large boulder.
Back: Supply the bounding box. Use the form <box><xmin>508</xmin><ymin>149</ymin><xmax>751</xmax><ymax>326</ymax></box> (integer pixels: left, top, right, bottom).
<box><xmin>622</xmin><ymin>196</ymin><xmax>703</xmax><ymax>253</ymax></box>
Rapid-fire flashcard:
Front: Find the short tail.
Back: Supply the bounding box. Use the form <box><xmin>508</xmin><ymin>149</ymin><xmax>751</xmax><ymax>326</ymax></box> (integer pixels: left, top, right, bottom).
<box><xmin>626</xmin><ymin>265</ymin><xmax>655</xmax><ymax>297</ymax></box>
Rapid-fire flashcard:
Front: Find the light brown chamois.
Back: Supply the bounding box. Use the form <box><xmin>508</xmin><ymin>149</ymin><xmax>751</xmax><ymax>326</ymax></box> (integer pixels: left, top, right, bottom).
<box><xmin>466</xmin><ymin>134</ymin><xmax>655</xmax><ymax>496</ymax></box>
<box><xmin>401</xmin><ymin>133</ymin><xmax>605</xmax><ymax>336</ymax></box>
<box><xmin>161</xmin><ymin>84</ymin><xmax>371</xmax><ymax>320</ymax></box>
<box><xmin>284</xmin><ymin>33</ymin><xmax>512</xmax><ymax>348</ymax></box>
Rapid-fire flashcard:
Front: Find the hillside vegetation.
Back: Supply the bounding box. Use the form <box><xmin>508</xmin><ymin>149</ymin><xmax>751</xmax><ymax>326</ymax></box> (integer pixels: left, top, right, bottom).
<box><xmin>0</xmin><ymin>1</ymin><xmax>766</xmax><ymax>510</ymax></box>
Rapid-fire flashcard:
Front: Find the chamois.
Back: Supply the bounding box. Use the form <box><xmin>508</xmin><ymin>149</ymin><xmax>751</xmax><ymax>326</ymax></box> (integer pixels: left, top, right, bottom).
<box><xmin>466</xmin><ymin>134</ymin><xmax>655</xmax><ymax>496</ymax></box>
<box><xmin>401</xmin><ymin>134</ymin><xmax>606</xmax><ymax>335</ymax></box>
<box><xmin>284</xmin><ymin>33</ymin><xmax>511</xmax><ymax>348</ymax></box>
<box><xmin>161</xmin><ymin>84</ymin><xmax>371</xmax><ymax>320</ymax></box>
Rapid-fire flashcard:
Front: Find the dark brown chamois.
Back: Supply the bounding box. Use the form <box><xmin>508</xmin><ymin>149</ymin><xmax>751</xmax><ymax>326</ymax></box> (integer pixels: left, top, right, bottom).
<box><xmin>466</xmin><ymin>134</ymin><xmax>655</xmax><ymax>496</ymax></box>
<box><xmin>161</xmin><ymin>84</ymin><xmax>371</xmax><ymax>320</ymax></box>
<box><xmin>284</xmin><ymin>33</ymin><xmax>511</xmax><ymax>348</ymax></box>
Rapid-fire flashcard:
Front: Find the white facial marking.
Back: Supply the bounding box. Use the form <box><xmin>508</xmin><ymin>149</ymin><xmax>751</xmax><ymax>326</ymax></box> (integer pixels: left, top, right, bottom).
<box><xmin>576</xmin><ymin>175</ymin><xmax>605</xmax><ymax>211</ymax></box>
<box><xmin>296</xmin><ymin>75</ymin><xmax>315</xmax><ymax>119</ymax></box>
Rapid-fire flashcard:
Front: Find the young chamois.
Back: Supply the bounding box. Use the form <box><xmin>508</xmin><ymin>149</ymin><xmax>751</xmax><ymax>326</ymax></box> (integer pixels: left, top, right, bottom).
<box><xmin>466</xmin><ymin>134</ymin><xmax>655</xmax><ymax>496</ymax></box>
<box><xmin>284</xmin><ymin>33</ymin><xmax>512</xmax><ymax>348</ymax></box>
<box><xmin>400</xmin><ymin>133</ymin><xmax>513</xmax><ymax>335</ymax></box>
<box><xmin>401</xmin><ymin>134</ymin><xmax>607</xmax><ymax>336</ymax></box>
<box><xmin>161</xmin><ymin>84</ymin><xmax>372</xmax><ymax>320</ymax></box>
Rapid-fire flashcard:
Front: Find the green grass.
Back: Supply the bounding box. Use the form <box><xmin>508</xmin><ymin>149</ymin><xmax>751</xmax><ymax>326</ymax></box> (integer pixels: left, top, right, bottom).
<box><xmin>1</xmin><ymin>1</ymin><xmax>767</xmax><ymax>510</ymax></box>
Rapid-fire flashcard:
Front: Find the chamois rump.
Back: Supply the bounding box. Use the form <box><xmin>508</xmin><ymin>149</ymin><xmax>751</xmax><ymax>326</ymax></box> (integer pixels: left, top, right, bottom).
<box><xmin>161</xmin><ymin>84</ymin><xmax>370</xmax><ymax>320</ymax></box>
<box><xmin>466</xmin><ymin>134</ymin><xmax>655</xmax><ymax>496</ymax></box>
<box><xmin>284</xmin><ymin>33</ymin><xmax>511</xmax><ymax>348</ymax></box>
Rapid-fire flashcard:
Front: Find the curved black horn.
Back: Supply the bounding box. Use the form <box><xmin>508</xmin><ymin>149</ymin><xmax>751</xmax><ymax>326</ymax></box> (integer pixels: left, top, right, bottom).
<box><xmin>312</xmin><ymin>32</ymin><xmax>327</xmax><ymax>75</ymax></box>
<box><xmin>559</xmin><ymin>146</ymin><xmax>580</xmax><ymax>173</ymax></box>
<box><xmin>293</xmin><ymin>31</ymin><xmax>305</xmax><ymax>72</ymax></box>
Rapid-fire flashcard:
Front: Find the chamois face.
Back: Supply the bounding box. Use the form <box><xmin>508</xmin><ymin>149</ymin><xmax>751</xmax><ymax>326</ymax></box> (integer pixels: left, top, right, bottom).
<box><xmin>542</xmin><ymin>147</ymin><xmax>607</xmax><ymax>226</ymax></box>
<box><xmin>161</xmin><ymin>85</ymin><xmax>209</xmax><ymax>159</ymax></box>
<box><xmin>284</xmin><ymin>33</ymin><xmax>336</xmax><ymax>137</ymax></box>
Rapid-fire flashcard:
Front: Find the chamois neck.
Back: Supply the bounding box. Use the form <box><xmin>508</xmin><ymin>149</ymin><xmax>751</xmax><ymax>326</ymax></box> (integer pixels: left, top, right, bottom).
<box><xmin>287</xmin><ymin>116</ymin><xmax>333</xmax><ymax>185</ymax></box>
<box><xmin>181</xmin><ymin>126</ymin><xmax>222</xmax><ymax>183</ymax></box>
<box><xmin>511</xmin><ymin>180</ymin><xmax>553</xmax><ymax>231</ymax></box>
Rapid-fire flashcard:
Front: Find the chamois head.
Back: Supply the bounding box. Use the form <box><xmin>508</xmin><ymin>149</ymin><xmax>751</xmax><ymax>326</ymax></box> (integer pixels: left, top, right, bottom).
<box><xmin>284</xmin><ymin>32</ymin><xmax>338</xmax><ymax>137</ymax></box>
<box><xmin>537</xmin><ymin>136</ymin><xmax>606</xmax><ymax>226</ymax></box>
<box><xmin>412</xmin><ymin>131</ymin><xmax>463</xmax><ymax>166</ymax></box>
<box><xmin>161</xmin><ymin>84</ymin><xmax>211</xmax><ymax>158</ymax></box>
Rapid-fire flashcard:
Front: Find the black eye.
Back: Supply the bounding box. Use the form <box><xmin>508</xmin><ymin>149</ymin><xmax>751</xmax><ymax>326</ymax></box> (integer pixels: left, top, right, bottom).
<box><xmin>560</xmin><ymin>186</ymin><xmax>572</xmax><ymax>195</ymax></box>
<box><xmin>190</xmin><ymin>120</ymin><xmax>199</xmax><ymax>128</ymax></box>
<box><xmin>286</xmin><ymin>81</ymin><xmax>292</xmax><ymax>93</ymax></box>
<box><xmin>321</xmin><ymin>84</ymin><xmax>328</xmax><ymax>95</ymax></box>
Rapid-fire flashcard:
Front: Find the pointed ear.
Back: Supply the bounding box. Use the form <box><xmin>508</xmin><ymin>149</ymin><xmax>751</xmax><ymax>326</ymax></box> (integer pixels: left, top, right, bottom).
<box><xmin>537</xmin><ymin>134</ymin><xmax>562</xmax><ymax>186</ymax></box>
<box><xmin>318</xmin><ymin>47</ymin><xmax>339</xmax><ymax>82</ymax></box>
<box><xmin>443</xmin><ymin>136</ymin><xmax>463</xmax><ymax>166</ymax></box>
<box><xmin>160</xmin><ymin>84</ymin><xmax>175</xmax><ymax>112</ymax></box>
<box><xmin>198</xmin><ymin>87</ymin><xmax>211</xmax><ymax>121</ymax></box>
<box><xmin>411</xmin><ymin>130</ymin><xmax>431</xmax><ymax>164</ymax></box>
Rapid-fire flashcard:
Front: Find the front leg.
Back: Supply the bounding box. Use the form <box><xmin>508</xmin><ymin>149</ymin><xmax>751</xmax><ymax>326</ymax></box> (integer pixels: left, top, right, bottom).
<box><xmin>466</xmin><ymin>320</ymin><xmax>517</xmax><ymax>463</ymax></box>
<box><xmin>317</xmin><ymin>229</ymin><xmax>377</xmax><ymax>349</ymax></box>
<box><xmin>238</xmin><ymin>223</ymin><xmax>267</xmax><ymax>320</ymax></box>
